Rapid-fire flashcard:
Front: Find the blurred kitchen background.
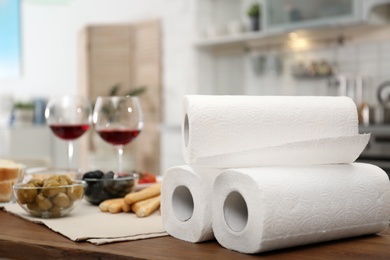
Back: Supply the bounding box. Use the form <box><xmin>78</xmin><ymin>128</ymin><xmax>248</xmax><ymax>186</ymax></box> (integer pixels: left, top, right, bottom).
<box><xmin>1</xmin><ymin>0</ymin><xmax>390</xmax><ymax>175</ymax></box>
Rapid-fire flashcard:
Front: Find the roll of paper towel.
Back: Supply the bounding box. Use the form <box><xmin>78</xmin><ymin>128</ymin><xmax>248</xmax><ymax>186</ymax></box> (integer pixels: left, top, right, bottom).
<box><xmin>212</xmin><ymin>163</ymin><xmax>390</xmax><ymax>254</ymax></box>
<box><xmin>195</xmin><ymin>135</ymin><xmax>370</xmax><ymax>168</ymax></box>
<box><xmin>161</xmin><ymin>165</ymin><xmax>222</xmax><ymax>242</ymax></box>
<box><xmin>182</xmin><ymin>95</ymin><xmax>369</xmax><ymax>167</ymax></box>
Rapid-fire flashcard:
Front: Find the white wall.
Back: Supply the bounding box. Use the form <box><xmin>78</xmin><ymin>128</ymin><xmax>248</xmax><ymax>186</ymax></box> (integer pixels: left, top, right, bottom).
<box><xmin>0</xmin><ymin>0</ymin><xmax>194</xmax><ymax>98</ymax></box>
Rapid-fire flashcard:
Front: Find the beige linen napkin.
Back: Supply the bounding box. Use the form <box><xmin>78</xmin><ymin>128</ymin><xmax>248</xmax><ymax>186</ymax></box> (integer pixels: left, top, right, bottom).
<box><xmin>3</xmin><ymin>200</ymin><xmax>167</xmax><ymax>245</ymax></box>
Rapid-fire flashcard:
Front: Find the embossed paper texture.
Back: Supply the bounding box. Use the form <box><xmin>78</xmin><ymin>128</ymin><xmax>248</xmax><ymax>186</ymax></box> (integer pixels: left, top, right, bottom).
<box><xmin>161</xmin><ymin>95</ymin><xmax>384</xmax><ymax>254</ymax></box>
<box><xmin>212</xmin><ymin>163</ymin><xmax>390</xmax><ymax>254</ymax></box>
<box><xmin>161</xmin><ymin>166</ymin><xmax>222</xmax><ymax>243</ymax></box>
<box><xmin>182</xmin><ymin>95</ymin><xmax>369</xmax><ymax>167</ymax></box>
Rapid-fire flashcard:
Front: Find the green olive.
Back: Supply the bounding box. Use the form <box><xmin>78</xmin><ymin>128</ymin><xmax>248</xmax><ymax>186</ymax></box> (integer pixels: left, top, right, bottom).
<box><xmin>28</xmin><ymin>206</ymin><xmax>43</xmax><ymax>217</ymax></box>
<box><xmin>52</xmin><ymin>192</ymin><xmax>70</xmax><ymax>208</ymax></box>
<box><xmin>49</xmin><ymin>205</ymin><xmax>62</xmax><ymax>217</ymax></box>
<box><xmin>18</xmin><ymin>183</ymin><xmax>38</xmax><ymax>204</ymax></box>
<box><xmin>27</xmin><ymin>179</ymin><xmax>44</xmax><ymax>187</ymax></box>
<box><xmin>27</xmin><ymin>202</ymin><xmax>40</xmax><ymax>213</ymax></box>
<box><xmin>58</xmin><ymin>175</ymin><xmax>73</xmax><ymax>185</ymax></box>
<box><xmin>36</xmin><ymin>193</ymin><xmax>52</xmax><ymax>211</ymax></box>
<box><xmin>42</xmin><ymin>180</ymin><xmax>64</xmax><ymax>197</ymax></box>
<box><xmin>16</xmin><ymin>189</ymin><xmax>26</xmax><ymax>204</ymax></box>
<box><xmin>44</xmin><ymin>175</ymin><xmax>59</xmax><ymax>184</ymax></box>
<box><xmin>67</xmin><ymin>185</ymin><xmax>84</xmax><ymax>201</ymax></box>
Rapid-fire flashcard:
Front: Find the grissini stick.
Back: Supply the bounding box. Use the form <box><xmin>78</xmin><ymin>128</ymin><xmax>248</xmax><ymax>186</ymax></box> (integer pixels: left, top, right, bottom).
<box><xmin>99</xmin><ymin>198</ymin><xmax>124</xmax><ymax>212</ymax></box>
<box><xmin>122</xmin><ymin>201</ymin><xmax>131</xmax><ymax>213</ymax></box>
<box><xmin>131</xmin><ymin>195</ymin><xmax>161</xmax><ymax>218</ymax></box>
<box><xmin>124</xmin><ymin>183</ymin><xmax>161</xmax><ymax>205</ymax></box>
<box><xmin>108</xmin><ymin>199</ymin><xmax>126</xmax><ymax>214</ymax></box>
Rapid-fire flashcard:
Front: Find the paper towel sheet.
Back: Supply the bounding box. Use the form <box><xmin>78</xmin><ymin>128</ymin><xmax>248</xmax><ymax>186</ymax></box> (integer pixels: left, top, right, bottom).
<box><xmin>4</xmin><ymin>200</ymin><xmax>167</xmax><ymax>245</ymax></box>
<box><xmin>161</xmin><ymin>165</ymin><xmax>222</xmax><ymax>242</ymax></box>
<box><xmin>195</xmin><ymin>134</ymin><xmax>370</xmax><ymax>168</ymax></box>
<box><xmin>212</xmin><ymin>163</ymin><xmax>390</xmax><ymax>254</ymax></box>
<box><xmin>182</xmin><ymin>95</ymin><xmax>365</xmax><ymax>167</ymax></box>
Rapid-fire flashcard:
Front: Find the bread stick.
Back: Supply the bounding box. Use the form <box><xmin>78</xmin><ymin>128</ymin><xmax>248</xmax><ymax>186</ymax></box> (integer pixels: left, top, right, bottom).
<box><xmin>131</xmin><ymin>195</ymin><xmax>161</xmax><ymax>218</ymax></box>
<box><xmin>108</xmin><ymin>199</ymin><xmax>125</xmax><ymax>214</ymax></box>
<box><xmin>99</xmin><ymin>198</ymin><xmax>124</xmax><ymax>212</ymax></box>
<box><xmin>124</xmin><ymin>183</ymin><xmax>161</xmax><ymax>205</ymax></box>
<box><xmin>122</xmin><ymin>201</ymin><xmax>131</xmax><ymax>213</ymax></box>
<box><xmin>131</xmin><ymin>197</ymin><xmax>151</xmax><ymax>213</ymax></box>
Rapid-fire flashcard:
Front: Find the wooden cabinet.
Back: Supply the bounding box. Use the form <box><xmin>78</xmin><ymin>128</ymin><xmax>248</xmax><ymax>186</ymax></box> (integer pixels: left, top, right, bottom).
<box><xmin>80</xmin><ymin>20</ymin><xmax>162</xmax><ymax>174</ymax></box>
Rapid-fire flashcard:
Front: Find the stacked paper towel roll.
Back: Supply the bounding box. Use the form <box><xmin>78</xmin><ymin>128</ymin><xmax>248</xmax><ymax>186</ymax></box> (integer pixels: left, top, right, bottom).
<box><xmin>161</xmin><ymin>95</ymin><xmax>390</xmax><ymax>253</ymax></box>
<box><xmin>162</xmin><ymin>166</ymin><xmax>222</xmax><ymax>242</ymax></box>
<box><xmin>212</xmin><ymin>164</ymin><xmax>390</xmax><ymax>254</ymax></box>
<box><xmin>182</xmin><ymin>95</ymin><xmax>369</xmax><ymax>167</ymax></box>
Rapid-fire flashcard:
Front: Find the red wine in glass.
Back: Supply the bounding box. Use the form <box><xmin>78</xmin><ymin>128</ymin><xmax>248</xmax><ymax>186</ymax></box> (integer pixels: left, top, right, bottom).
<box><xmin>45</xmin><ymin>95</ymin><xmax>91</xmax><ymax>169</ymax></box>
<box><xmin>50</xmin><ymin>124</ymin><xmax>90</xmax><ymax>140</ymax></box>
<box><xmin>97</xmin><ymin>129</ymin><xmax>140</xmax><ymax>146</ymax></box>
<box><xmin>93</xmin><ymin>96</ymin><xmax>143</xmax><ymax>174</ymax></box>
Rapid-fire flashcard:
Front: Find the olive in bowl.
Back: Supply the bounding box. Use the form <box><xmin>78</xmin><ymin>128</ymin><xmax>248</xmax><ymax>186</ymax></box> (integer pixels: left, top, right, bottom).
<box><xmin>82</xmin><ymin>171</ymin><xmax>137</xmax><ymax>205</ymax></box>
<box><xmin>24</xmin><ymin>167</ymin><xmax>84</xmax><ymax>182</ymax></box>
<box><xmin>13</xmin><ymin>175</ymin><xmax>85</xmax><ymax>218</ymax></box>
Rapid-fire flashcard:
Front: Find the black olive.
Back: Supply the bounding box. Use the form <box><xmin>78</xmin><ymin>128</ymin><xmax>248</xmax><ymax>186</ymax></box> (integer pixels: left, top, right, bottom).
<box><xmin>93</xmin><ymin>170</ymin><xmax>104</xmax><ymax>179</ymax></box>
<box><xmin>83</xmin><ymin>170</ymin><xmax>136</xmax><ymax>205</ymax></box>
<box><xmin>102</xmin><ymin>171</ymin><xmax>114</xmax><ymax>179</ymax></box>
<box><xmin>83</xmin><ymin>170</ymin><xmax>104</xmax><ymax>180</ymax></box>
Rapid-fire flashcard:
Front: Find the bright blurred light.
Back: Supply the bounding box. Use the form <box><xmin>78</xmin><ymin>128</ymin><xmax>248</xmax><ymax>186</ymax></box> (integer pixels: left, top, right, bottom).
<box><xmin>288</xmin><ymin>32</ymin><xmax>298</xmax><ymax>39</ymax></box>
<box><xmin>285</xmin><ymin>33</ymin><xmax>310</xmax><ymax>51</ymax></box>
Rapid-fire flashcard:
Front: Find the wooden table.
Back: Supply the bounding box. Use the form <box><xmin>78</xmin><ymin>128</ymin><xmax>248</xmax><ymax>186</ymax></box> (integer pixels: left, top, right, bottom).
<box><xmin>0</xmin><ymin>210</ymin><xmax>390</xmax><ymax>260</ymax></box>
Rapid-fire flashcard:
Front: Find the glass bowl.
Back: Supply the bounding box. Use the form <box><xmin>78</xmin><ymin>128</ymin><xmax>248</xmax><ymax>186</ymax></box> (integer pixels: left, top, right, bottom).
<box><xmin>13</xmin><ymin>175</ymin><xmax>85</xmax><ymax>218</ymax></box>
<box><xmin>23</xmin><ymin>167</ymin><xmax>84</xmax><ymax>183</ymax></box>
<box><xmin>82</xmin><ymin>171</ymin><xmax>138</xmax><ymax>205</ymax></box>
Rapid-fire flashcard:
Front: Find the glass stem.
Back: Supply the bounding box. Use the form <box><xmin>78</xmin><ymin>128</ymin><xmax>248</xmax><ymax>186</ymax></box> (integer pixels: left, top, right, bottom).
<box><xmin>117</xmin><ymin>145</ymin><xmax>124</xmax><ymax>175</ymax></box>
<box><xmin>67</xmin><ymin>141</ymin><xmax>74</xmax><ymax>169</ymax></box>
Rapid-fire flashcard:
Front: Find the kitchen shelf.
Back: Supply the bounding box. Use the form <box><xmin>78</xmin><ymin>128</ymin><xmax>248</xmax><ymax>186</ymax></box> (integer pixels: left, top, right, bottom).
<box><xmin>359</xmin><ymin>124</ymin><xmax>390</xmax><ymax>135</ymax></box>
<box><xmin>195</xmin><ymin>23</ymin><xmax>386</xmax><ymax>50</ymax></box>
<box><xmin>196</xmin><ymin>29</ymin><xmax>280</xmax><ymax>48</ymax></box>
<box><xmin>195</xmin><ymin>0</ymin><xmax>390</xmax><ymax>50</ymax></box>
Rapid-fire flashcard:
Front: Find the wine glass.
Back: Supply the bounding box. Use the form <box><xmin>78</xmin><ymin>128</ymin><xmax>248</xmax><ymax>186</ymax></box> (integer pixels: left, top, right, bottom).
<box><xmin>45</xmin><ymin>95</ymin><xmax>92</xmax><ymax>168</ymax></box>
<box><xmin>93</xmin><ymin>96</ymin><xmax>143</xmax><ymax>174</ymax></box>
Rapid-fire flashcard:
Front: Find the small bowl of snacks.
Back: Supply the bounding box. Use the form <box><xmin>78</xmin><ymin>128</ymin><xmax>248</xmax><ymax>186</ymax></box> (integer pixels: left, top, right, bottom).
<box><xmin>13</xmin><ymin>174</ymin><xmax>85</xmax><ymax>218</ymax></box>
<box><xmin>24</xmin><ymin>167</ymin><xmax>83</xmax><ymax>182</ymax></box>
<box><xmin>82</xmin><ymin>170</ymin><xmax>138</xmax><ymax>205</ymax></box>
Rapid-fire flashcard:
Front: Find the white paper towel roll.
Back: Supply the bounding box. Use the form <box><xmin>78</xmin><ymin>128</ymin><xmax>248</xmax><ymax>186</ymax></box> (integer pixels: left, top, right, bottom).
<box><xmin>195</xmin><ymin>135</ymin><xmax>370</xmax><ymax>168</ymax></box>
<box><xmin>212</xmin><ymin>163</ymin><xmax>390</xmax><ymax>254</ymax></box>
<box><xmin>182</xmin><ymin>95</ymin><xmax>367</xmax><ymax>167</ymax></box>
<box><xmin>161</xmin><ymin>165</ymin><xmax>222</xmax><ymax>242</ymax></box>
